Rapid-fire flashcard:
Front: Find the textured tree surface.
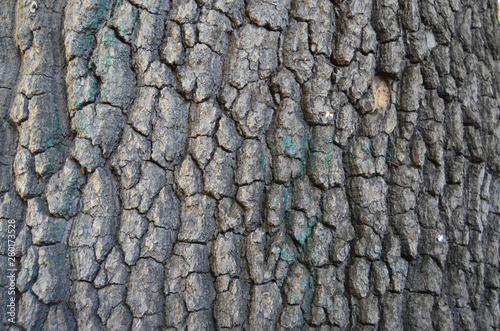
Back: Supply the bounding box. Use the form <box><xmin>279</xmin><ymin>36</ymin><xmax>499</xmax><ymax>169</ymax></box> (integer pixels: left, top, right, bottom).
<box><xmin>1</xmin><ymin>0</ymin><xmax>500</xmax><ymax>330</ymax></box>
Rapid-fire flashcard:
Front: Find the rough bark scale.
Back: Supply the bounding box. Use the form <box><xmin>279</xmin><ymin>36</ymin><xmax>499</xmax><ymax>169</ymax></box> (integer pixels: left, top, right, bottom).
<box><xmin>0</xmin><ymin>0</ymin><xmax>500</xmax><ymax>330</ymax></box>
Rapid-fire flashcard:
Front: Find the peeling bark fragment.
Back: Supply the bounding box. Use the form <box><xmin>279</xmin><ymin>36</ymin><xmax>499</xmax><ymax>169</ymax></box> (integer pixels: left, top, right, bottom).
<box><xmin>10</xmin><ymin>93</ymin><xmax>29</xmax><ymax>124</ymax></box>
<box><xmin>215</xmin><ymin>114</ymin><xmax>243</xmax><ymax>152</ymax></box>
<box><xmin>247</xmin><ymin>0</ymin><xmax>291</xmax><ymax>30</ymax></box>
<box><xmin>211</xmin><ymin>232</ymin><xmax>239</xmax><ymax>276</ymax></box>
<box><xmin>407</xmin><ymin>256</ymin><xmax>442</xmax><ymax>295</ymax></box>
<box><xmin>380</xmin><ymin>293</ymin><xmax>403</xmax><ymax>330</ymax></box>
<box><xmin>95</xmin><ymin>246</ymin><xmax>130</xmax><ymax>287</ymax></box>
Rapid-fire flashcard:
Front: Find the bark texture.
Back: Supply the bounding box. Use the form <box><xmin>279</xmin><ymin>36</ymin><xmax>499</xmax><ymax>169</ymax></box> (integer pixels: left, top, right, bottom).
<box><xmin>1</xmin><ymin>0</ymin><xmax>500</xmax><ymax>330</ymax></box>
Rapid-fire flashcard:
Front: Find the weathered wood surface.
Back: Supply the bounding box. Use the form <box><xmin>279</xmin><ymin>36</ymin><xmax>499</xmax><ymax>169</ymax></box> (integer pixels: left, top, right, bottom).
<box><xmin>1</xmin><ymin>0</ymin><xmax>500</xmax><ymax>330</ymax></box>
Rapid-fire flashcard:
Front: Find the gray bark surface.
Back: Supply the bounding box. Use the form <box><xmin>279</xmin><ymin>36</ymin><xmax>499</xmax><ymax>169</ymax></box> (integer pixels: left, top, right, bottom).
<box><xmin>1</xmin><ymin>0</ymin><xmax>500</xmax><ymax>330</ymax></box>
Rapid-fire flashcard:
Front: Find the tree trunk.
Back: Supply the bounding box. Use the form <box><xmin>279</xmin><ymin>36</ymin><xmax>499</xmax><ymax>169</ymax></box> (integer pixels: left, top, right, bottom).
<box><xmin>1</xmin><ymin>0</ymin><xmax>500</xmax><ymax>330</ymax></box>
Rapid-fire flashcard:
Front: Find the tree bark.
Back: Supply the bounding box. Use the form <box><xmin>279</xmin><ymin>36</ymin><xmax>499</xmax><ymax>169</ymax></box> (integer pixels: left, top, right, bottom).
<box><xmin>1</xmin><ymin>0</ymin><xmax>500</xmax><ymax>330</ymax></box>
